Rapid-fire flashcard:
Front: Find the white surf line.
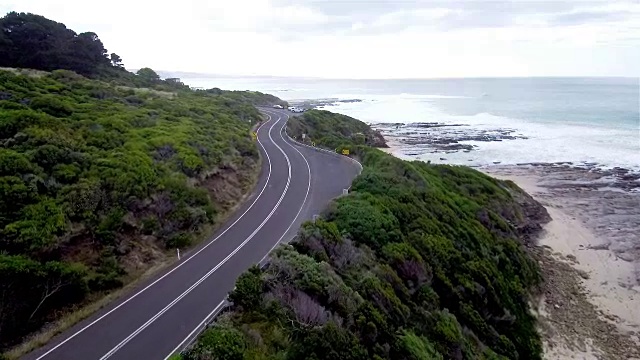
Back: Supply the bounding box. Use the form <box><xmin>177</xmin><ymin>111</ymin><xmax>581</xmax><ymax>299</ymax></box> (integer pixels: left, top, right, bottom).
<box><xmin>35</xmin><ymin>117</ymin><xmax>276</xmax><ymax>360</ymax></box>
<box><xmin>99</xmin><ymin>115</ymin><xmax>294</xmax><ymax>360</ymax></box>
<box><xmin>162</xmin><ymin>110</ymin><xmax>313</xmax><ymax>360</ymax></box>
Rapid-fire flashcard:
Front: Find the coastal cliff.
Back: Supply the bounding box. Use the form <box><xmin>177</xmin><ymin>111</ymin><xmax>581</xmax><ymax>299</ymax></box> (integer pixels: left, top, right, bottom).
<box><xmin>184</xmin><ymin>110</ymin><xmax>551</xmax><ymax>360</ymax></box>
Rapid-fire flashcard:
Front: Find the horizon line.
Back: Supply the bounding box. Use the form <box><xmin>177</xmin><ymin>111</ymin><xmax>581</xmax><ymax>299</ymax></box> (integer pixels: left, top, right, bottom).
<box><xmin>148</xmin><ymin>70</ymin><xmax>637</xmax><ymax>81</ymax></box>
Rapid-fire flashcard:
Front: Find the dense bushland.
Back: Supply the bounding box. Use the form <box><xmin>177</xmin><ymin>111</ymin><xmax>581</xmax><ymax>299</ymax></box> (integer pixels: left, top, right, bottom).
<box><xmin>0</xmin><ymin>68</ymin><xmax>273</xmax><ymax>347</ymax></box>
<box><xmin>287</xmin><ymin>109</ymin><xmax>387</xmax><ymax>149</ymax></box>
<box><xmin>184</xmin><ymin>111</ymin><xmax>549</xmax><ymax>359</ymax></box>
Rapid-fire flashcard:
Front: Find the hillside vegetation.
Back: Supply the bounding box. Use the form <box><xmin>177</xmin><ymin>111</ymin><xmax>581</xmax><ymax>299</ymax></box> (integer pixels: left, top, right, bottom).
<box><xmin>184</xmin><ymin>111</ymin><xmax>550</xmax><ymax>359</ymax></box>
<box><xmin>0</xmin><ymin>12</ymin><xmax>287</xmax><ymax>351</ymax></box>
<box><xmin>287</xmin><ymin>109</ymin><xmax>387</xmax><ymax>148</ymax></box>
<box><xmin>202</xmin><ymin>88</ymin><xmax>288</xmax><ymax>108</ymax></box>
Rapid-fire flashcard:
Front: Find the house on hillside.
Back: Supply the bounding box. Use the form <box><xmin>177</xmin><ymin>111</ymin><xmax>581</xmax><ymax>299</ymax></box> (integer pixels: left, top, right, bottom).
<box><xmin>165</xmin><ymin>77</ymin><xmax>185</xmax><ymax>86</ymax></box>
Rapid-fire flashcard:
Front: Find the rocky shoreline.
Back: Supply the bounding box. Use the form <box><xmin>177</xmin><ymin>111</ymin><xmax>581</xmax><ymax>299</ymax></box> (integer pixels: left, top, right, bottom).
<box><xmin>297</xmin><ymin>99</ymin><xmax>640</xmax><ymax>358</ymax></box>
<box><xmin>379</xmin><ymin>126</ymin><xmax>640</xmax><ymax>358</ymax></box>
<box><xmin>289</xmin><ymin>98</ymin><xmax>363</xmax><ymax>110</ymax></box>
<box><xmin>485</xmin><ymin>163</ymin><xmax>640</xmax><ymax>256</ymax></box>
<box><xmin>532</xmin><ymin>245</ymin><xmax>640</xmax><ymax>360</ymax></box>
<box><xmin>483</xmin><ymin>164</ymin><xmax>640</xmax><ymax>360</ymax></box>
<box><xmin>372</xmin><ymin>121</ymin><xmax>528</xmax><ymax>155</ymax></box>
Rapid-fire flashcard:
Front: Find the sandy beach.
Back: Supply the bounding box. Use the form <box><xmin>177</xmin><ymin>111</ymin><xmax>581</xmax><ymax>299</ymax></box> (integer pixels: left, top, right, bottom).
<box><xmin>483</xmin><ymin>165</ymin><xmax>640</xmax><ymax>360</ymax></box>
<box><xmin>380</xmin><ymin>140</ymin><xmax>640</xmax><ymax>358</ymax></box>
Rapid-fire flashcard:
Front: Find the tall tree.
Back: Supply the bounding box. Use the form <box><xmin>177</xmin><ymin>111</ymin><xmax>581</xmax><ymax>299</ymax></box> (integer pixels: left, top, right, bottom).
<box><xmin>136</xmin><ymin>67</ymin><xmax>160</xmax><ymax>85</ymax></box>
<box><xmin>0</xmin><ymin>12</ymin><xmax>116</xmax><ymax>77</ymax></box>
<box><xmin>110</xmin><ymin>53</ymin><xmax>124</xmax><ymax>68</ymax></box>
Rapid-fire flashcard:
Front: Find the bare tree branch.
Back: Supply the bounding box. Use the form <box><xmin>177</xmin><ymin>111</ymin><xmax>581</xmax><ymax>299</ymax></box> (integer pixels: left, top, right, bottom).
<box><xmin>29</xmin><ymin>278</ymin><xmax>66</xmax><ymax>321</ymax></box>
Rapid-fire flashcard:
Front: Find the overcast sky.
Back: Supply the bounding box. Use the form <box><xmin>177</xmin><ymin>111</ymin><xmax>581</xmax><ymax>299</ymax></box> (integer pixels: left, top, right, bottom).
<box><xmin>3</xmin><ymin>0</ymin><xmax>639</xmax><ymax>78</ymax></box>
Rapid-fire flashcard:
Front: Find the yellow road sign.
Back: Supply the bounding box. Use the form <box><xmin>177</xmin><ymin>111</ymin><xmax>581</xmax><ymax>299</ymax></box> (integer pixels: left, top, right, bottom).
<box><xmin>311</xmin><ymin>141</ymin><xmax>316</xmax><ymax>146</ymax></box>
<box><xmin>342</xmin><ymin>149</ymin><xmax>350</xmax><ymax>155</ymax></box>
<box><xmin>251</xmin><ymin>132</ymin><xmax>257</xmax><ymax>140</ymax></box>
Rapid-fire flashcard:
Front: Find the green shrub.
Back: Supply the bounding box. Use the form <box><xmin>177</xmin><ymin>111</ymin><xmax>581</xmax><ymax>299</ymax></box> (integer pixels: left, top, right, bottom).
<box><xmin>289</xmin><ymin>321</ymin><xmax>368</xmax><ymax>360</ymax></box>
<box><xmin>166</xmin><ymin>232</ymin><xmax>193</xmax><ymax>249</ymax></box>
<box><xmin>393</xmin><ymin>330</ymin><xmax>443</xmax><ymax>360</ymax></box>
<box><xmin>186</xmin><ymin>324</ymin><xmax>247</xmax><ymax>360</ymax></box>
<box><xmin>229</xmin><ymin>266</ymin><xmax>264</xmax><ymax>310</ymax></box>
<box><xmin>29</xmin><ymin>95</ymin><xmax>73</xmax><ymax>117</ymax></box>
<box><xmin>0</xmin><ymin>149</ymin><xmax>33</xmax><ymax>175</ymax></box>
<box><xmin>188</xmin><ymin>110</ymin><xmax>545</xmax><ymax>359</ymax></box>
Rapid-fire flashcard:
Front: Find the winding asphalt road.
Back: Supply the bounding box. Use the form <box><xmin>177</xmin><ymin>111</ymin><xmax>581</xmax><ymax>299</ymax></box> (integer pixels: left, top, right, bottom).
<box><xmin>24</xmin><ymin>109</ymin><xmax>361</xmax><ymax>360</ymax></box>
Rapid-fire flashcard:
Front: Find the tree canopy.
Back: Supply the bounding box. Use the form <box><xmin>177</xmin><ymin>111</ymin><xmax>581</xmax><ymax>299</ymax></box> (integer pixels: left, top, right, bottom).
<box><xmin>0</xmin><ymin>12</ymin><xmax>124</xmax><ymax>77</ymax></box>
<box><xmin>136</xmin><ymin>68</ymin><xmax>161</xmax><ymax>85</ymax></box>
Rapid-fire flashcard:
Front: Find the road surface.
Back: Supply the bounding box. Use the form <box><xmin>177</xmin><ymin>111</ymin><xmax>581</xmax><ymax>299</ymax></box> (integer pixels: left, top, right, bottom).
<box><xmin>24</xmin><ymin>109</ymin><xmax>361</xmax><ymax>360</ymax></box>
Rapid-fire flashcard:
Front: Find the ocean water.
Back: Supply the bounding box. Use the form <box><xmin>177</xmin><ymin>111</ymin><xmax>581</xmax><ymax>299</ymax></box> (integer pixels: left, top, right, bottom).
<box><xmin>181</xmin><ymin>76</ymin><xmax>639</xmax><ymax>170</ymax></box>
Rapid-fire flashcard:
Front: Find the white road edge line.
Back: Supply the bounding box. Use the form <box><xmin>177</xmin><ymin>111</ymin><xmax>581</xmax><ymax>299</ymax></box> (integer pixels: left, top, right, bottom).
<box><xmin>259</xmin><ymin>110</ymin><xmax>312</xmax><ymax>263</ymax></box>
<box><xmin>162</xmin><ymin>110</ymin><xmax>313</xmax><ymax>360</ymax></box>
<box><xmin>285</xmin><ymin>127</ymin><xmax>363</xmax><ymax>172</ymax></box>
<box><xmin>99</xmin><ymin>114</ymin><xmax>294</xmax><ymax>359</ymax></box>
<box><xmin>35</xmin><ymin>117</ymin><xmax>275</xmax><ymax>360</ymax></box>
<box><xmin>162</xmin><ymin>300</ymin><xmax>227</xmax><ymax>360</ymax></box>
<box><xmin>267</xmin><ymin>106</ymin><xmax>363</xmax><ymax>172</ymax></box>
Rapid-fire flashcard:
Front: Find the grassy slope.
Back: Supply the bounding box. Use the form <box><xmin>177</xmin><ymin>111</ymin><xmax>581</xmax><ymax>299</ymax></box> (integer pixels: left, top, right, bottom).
<box><xmin>184</xmin><ymin>111</ymin><xmax>550</xmax><ymax>360</ymax></box>
<box><xmin>0</xmin><ymin>69</ymin><xmax>280</xmax><ymax>349</ymax></box>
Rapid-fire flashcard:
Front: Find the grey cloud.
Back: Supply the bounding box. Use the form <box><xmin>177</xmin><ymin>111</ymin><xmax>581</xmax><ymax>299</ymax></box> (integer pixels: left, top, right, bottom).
<box><xmin>272</xmin><ymin>0</ymin><xmax>400</xmax><ymax>17</ymax></box>
<box><xmin>261</xmin><ymin>0</ymin><xmax>636</xmax><ymax>40</ymax></box>
<box><xmin>550</xmin><ymin>11</ymin><xmax>632</xmax><ymax>26</ymax></box>
<box><xmin>276</xmin><ymin>0</ymin><xmax>586</xmax><ymax>21</ymax></box>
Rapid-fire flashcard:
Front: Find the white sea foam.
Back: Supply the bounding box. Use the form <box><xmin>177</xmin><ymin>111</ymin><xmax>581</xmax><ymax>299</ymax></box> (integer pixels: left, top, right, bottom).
<box><xmin>319</xmin><ymin>96</ymin><xmax>640</xmax><ymax>171</ymax></box>
<box><xmin>398</xmin><ymin>93</ymin><xmax>473</xmax><ymax>99</ymax></box>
